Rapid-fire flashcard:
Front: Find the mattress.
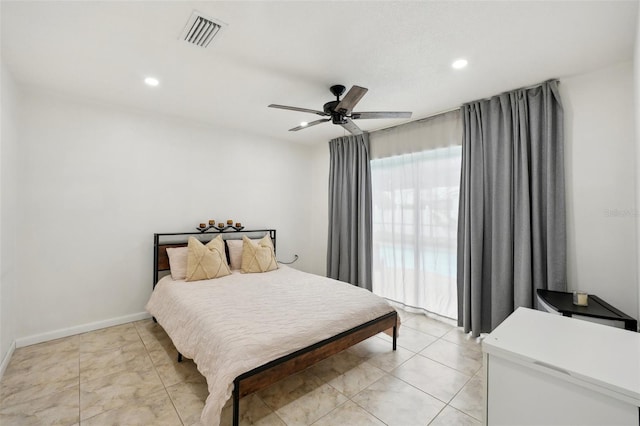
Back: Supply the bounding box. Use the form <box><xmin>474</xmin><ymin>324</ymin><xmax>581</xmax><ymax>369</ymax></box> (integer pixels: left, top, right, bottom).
<box><xmin>146</xmin><ymin>265</ymin><xmax>395</xmax><ymax>426</ymax></box>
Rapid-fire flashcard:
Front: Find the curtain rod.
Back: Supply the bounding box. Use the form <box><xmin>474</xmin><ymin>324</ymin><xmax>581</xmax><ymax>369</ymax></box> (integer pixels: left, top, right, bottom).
<box><xmin>370</xmin><ymin>106</ymin><xmax>460</xmax><ymax>134</ymax></box>
<box><xmin>462</xmin><ymin>78</ymin><xmax>560</xmax><ymax>107</ymax></box>
<box><xmin>370</xmin><ymin>78</ymin><xmax>558</xmax><ymax>135</ymax></box>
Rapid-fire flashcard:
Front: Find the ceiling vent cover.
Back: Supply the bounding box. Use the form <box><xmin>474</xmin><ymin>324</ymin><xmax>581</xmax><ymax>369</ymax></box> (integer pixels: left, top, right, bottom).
<box><xmin>180</xmin><ymin>11</ymin><xmax>226</xmax><ymax>48</ymax></box>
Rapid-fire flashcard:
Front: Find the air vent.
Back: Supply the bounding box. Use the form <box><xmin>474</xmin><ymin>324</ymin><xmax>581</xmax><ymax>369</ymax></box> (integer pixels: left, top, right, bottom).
<box><xmin>180</xmin><ymin>11</ymin><xmax>226</xmax><ymax>48</ymax></box>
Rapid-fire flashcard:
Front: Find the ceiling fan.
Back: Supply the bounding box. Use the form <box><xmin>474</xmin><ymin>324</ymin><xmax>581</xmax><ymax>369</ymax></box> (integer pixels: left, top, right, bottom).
<box><xmin>268</xmin><ymin>84</ymin><xmax>412</xmax><ymax>135</ymax></box>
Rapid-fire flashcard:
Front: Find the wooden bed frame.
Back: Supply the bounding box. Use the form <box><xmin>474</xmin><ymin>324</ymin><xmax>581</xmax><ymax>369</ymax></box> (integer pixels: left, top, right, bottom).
<box><xmin>153</xmin><ymin>230</ymin><xmax>398</xmax><ymax>426</ymax></box>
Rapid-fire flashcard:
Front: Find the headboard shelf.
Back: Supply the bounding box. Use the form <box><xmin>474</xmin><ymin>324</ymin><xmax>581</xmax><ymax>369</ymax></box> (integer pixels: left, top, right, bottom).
<box><xmin>153</xmin><ymin>229</ymin><xmax>276</xmax><ymax>287</ymax></box>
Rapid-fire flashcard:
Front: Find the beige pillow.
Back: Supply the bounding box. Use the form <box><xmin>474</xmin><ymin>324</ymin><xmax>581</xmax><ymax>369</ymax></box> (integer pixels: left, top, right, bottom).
<box><xmin>166</xmin><ymin>246</ymin><xmax>188</xmax><ymax>280</ymax></box>
<box><xmin>186</xmin><ymin>236</ymin><xmax>231</xmax><ymax>281</ymax></box>
<box><xmin>241</xmin><ymin>235</ymin><xmax>278</xmax><ymax>273</ymax></box>
<box><xmin>227</xmin><ymin>238</ymin><xmax>260</xmax><ymax>270</ymax></box>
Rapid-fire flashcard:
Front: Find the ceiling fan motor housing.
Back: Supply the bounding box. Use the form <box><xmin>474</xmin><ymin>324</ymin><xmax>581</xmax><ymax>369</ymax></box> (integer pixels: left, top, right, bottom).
<box><xmin>331</xmin><ymin>113</ymin><xmax>347</xmax><ymax>125</ymax></box>
<box><xmin>323</xmin><ymin>100</ymin><xmax>347</xmax><ymax>124</ymax></box>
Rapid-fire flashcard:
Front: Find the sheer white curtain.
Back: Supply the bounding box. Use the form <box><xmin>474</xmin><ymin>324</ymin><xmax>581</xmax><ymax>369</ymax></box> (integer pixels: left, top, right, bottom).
<box><xmin>370</xmin><ymin>110</ymin><xmax>462</xmax><ymax>319</ymax></box>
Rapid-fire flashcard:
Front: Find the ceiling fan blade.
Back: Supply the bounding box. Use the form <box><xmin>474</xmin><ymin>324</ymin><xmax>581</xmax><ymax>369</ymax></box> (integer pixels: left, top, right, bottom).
<box><xmin>334</xmin><ymin>85</ymin><xmax>368</xmax><ymax>114</ymax></box>
<box><xmin>340</xmin><ymin>118</ymin><xmax>363</xmax><ymax>135</ymax></box>
<box><xmin>289</xmin><ymin>118</ymin><xmax>331</xmax><ymax>132</ymax></box>
<box><xmin>351</xmin><ymin>111</ymin><xmax>412</xmax><ymax>119</ymax></box>
<box><xmin>268</xmin><ymin>104</ymin><xmax>328</xmax><ymax>117</ymax></box>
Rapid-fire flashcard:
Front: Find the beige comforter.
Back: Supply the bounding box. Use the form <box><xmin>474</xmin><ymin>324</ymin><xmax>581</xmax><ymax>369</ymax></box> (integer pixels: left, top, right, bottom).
<box><xmin>146</xmin><ymin>265</ymin><xmax>395</xmax><ymax>426</ymax></box>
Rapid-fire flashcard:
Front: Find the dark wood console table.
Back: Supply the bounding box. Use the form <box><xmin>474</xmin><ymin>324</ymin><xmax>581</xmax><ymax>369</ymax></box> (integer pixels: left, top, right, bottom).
<box><xmin>536</xmin><ymin>289</ymin><xmax>637</xmax><ymax>332</ymax></box>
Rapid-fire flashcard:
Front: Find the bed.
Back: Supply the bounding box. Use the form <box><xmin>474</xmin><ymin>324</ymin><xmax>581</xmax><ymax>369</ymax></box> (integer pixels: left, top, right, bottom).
<box><xmin>147</xmin><ymin>230</ymin><xmax>398</xmax><ymax>426</ymax></box>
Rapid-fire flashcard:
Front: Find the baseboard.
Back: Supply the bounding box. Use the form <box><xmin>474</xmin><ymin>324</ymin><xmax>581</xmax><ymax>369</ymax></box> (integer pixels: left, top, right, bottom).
<box><xmin>0</xmin><ymin>340</ymin><xmax>16</xmax><ymax>380</ymax></box>
<box><xmin>15</xmin><ymin>311</ymin><xmax>152</xmax><ymax>348</ymax></box>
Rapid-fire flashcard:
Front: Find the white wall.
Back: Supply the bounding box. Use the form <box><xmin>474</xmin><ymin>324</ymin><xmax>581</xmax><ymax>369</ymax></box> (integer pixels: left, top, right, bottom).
<box><xmin>562</xmin><ymin>61</ymin><xmax>638</xmax><ymax>319</ymax></box>
<box><xmin>1</xmin><ymin>63</ymin><xmax>19</xmax><ymax>366</ymax></box>
<box><xmin>306</xmin><ymin>141</ymin><xmax>329</xmax><ymax>276</ymax></box>
<box><xmin>635</xmin><ymin>5</ymin><xmax>640</xmax><ymax>326</ymax></box>
<box><xmin>14</xmin><ymin>87</ymin><xmax>317</xmax><ymax>343</ymax></box>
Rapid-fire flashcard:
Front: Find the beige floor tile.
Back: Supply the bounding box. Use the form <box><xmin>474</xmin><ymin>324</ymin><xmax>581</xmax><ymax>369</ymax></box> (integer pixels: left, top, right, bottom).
<box><xmin>154</xmin><ymin>357</ymin><xmax>206</xmax><ymax>388</ymax></box>
<box><xmin>0</xmin><ymin>357</ymin><xmax>79</xmax><ymax>407</ymax></box>
<box><xmin>147</xmin><ymin>340</ymin><xmax>181</xmax><ymax>366</ymax></box>
<box><xmin>11</xmin><ymin>335</ymin><xmax>79</xmax><ymax>357</ymax></box>
<box><xmin>258</xmin><ymin>369</ymin><xmax>325</xmax><ymax>409</ymax></box>
<box><xmin>166</xmin><ymin>380</ymin><xmax>209</xmax><ymax>425</ymax></box>
<box><xmin>131</xmin><ymin>318</ymin><xmax>180</xmax><ymax>374</ymax></box>
<box><xmin>272</xmin><ymin>383</ymin><xmax>347</xmax><ymax>426</ymax></box>
<box><xmin>135</xmin><ymin>319</ymin><xmax>173</xmax><ymax>349</ymax></box>
<box><xmin>307</xmin><ymin>351</ymin><xmax>365</xmax><ymax>382</ymax></box>
<box><xmin>351</xmin><ymin>337</ymin><xmax>417</xmax><ymax>373</ymax></box>
<box><xmin>0</xmin><ymin>378</ymin><xmax>79</xmax><ymax>410</ymax></box>
<box><xmin>429</xmin><ymin>405</ymin><xmax>481</xmax><ymax>425</ymax></box>
<box><xmin>220</xmin><ymin>394</ymin><xmax>284</xmax><ymax>426</ymax></box>
<box><xmin>133</xmin><ymin>318</ymin><xmax>163</xmax><ymax>335</ymax></box>
<box><xmin>258</xmin><ymin>369</ymin><xmax>347</xmax><ymax>425</ymax></box>
<box><xmin>348</xmin><ymin>336</ymin><xmax>395</xmax><ymax>359</ymax></box>
<box><xmin>325</xmin><ymin>362</ymin><xmax>386</xmax><ymax>398</ymax></box>
<box><xmin>312</xmin><ymin>400</ymin><xmax>384</xmax><ymax>426</ymax></box>
<box><xmin>392</xmin><ymin>354</ymin><xmax>471</xmax><ymax>403</ymax></box>
<box><xmin>5</xmin><ymin>336</ymin><xmax>79</xmax><ymax>375</ymax></box>
<box><xmin>419</xmin><ymin>339</ymin><xmax>482</xmax><ymax>376</ymax></box>
<box><xmin>352</xmin><ymin>374</ymin><xmax>445</xmax><ymax>426</ymax></box>
<box><xmin>79</xmin><ymin>323</ymin><xmax>142</xmax><ymax>353</ymax></box>
<box><xmin>378</xmin><ymin>325</ymin><xmax>439</xmax><ymax>352</ymax></box>
<box><xmin>0</xmin><ymin>385</ymin><xmax>79</xmax><ymax>426</ymax></box>
<box><xmin>402</xmin><ymin>315</ymin><xmax>454</xmax><ymax>338</ymax></box>
<box><xmin>2</xmin><ymin>352</ymin><xmax>78</xmax><ymax>383</ymax></box>
<box><xmin>80</xmin><ymin>340</ymin><xmax>151</xmax><ymax>382</ymax></box>
<box><xmin>441</xmin><ymin>328</ymin><xmax>483</xmax><ymax>352</ymax></box>
<box><xmin>80</xmin><ymin>364</ymin><xmax>165</xmax><ymax>420</ymax></box>
<box><xmin>449</xmin><ymin>374</ymin><xmax>484</xmax><ymax>421</ymax></box>
<box><xmin>81</xmin><ymin>388</ymin><xmax>181</xmax><ymax>426</ymax></box>
<box><xmin>368</xmin><ymin>347</ymin><xmax>415</xmax><ymax>373</ymax></box>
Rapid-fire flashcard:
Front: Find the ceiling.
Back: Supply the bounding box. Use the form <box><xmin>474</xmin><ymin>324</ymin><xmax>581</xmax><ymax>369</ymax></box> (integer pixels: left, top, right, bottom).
<box><xmin>2</xmin><ymin>1</ymin><xmax>638</xmax><ymax>145</ymax></box>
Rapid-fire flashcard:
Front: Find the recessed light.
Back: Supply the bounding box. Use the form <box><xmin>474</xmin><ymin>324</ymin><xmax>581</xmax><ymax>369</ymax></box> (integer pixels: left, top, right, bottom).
<box><xmin>300</xmin><ymin>121</ymin><xmax>308</xmax><ymax>127</ymax></box>
<box><xmin>144</xmin><ymin>77</ymin><xmax>159</xmax><ymax>87</ymax></box>
<box><xmin>452</xmin><ymin>59</ymin><xmax>468</xmax><ymax>69</ymax></box>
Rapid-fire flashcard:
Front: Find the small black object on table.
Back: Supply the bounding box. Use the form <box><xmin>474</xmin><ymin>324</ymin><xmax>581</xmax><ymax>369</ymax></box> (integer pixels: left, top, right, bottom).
<box><xmin>536</xmin><ymin>289</ymin><xmax>637</xmax><ymax>332</ymax></box>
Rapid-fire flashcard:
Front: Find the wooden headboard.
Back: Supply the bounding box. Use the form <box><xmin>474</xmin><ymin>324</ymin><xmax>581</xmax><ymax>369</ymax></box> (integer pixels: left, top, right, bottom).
<box><xmin>153</xmin><ymin>229</ymin><xmax>276</xmax><ymax>288</ymax></box>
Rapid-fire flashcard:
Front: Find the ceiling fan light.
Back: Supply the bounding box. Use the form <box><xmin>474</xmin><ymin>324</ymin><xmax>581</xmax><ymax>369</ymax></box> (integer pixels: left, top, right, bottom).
<box><xmin>452</xmin><ymin>59</ymin><xmax>468</xmax><ymax>69</ymax></box>
<box><xmin>144</xmin><ymin>77</ymin><xmax>160</xmax><ymax>87</ymax></box>
<box><xmin>300</xmin><ymin>121</ymin><xmax>308</xmax><ymax>127</ymax></box>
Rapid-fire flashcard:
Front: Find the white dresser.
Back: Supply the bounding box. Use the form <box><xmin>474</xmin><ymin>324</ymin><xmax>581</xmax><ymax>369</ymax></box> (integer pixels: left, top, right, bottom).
<box><xmin>483</xmin><ymin>307</ymin><xmax>640</xmax><ymax>425</ymax></box>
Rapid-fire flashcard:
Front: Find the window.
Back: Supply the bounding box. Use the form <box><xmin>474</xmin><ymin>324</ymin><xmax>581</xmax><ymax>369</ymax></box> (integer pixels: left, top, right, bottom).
<box><xmin>371</xmin><ymin>146</ymin><xmax>462</xmax><ymax>319</ymax></box>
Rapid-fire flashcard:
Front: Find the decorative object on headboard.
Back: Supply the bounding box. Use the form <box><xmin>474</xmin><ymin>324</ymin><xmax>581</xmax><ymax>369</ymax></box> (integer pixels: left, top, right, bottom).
<box><xmin>196</xmin><ymin>219</ymin><xmax>245</xmax><ymax>233</ymax></box>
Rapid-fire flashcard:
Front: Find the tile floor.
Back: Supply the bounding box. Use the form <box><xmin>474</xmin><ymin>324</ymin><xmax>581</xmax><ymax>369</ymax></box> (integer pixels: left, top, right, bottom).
<box><xmin>0</xmin><ymin>310</ymin><xmax>484</xmax><ymax>425</ymax></box>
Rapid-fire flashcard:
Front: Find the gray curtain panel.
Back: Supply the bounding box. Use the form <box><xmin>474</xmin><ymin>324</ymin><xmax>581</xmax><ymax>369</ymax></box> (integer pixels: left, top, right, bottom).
<box><xmin>457</xmin><ymin>80</ymin><xmax>566</xmax><ymax>337</ymax></box>
<box><xmin>327</xmin><ymin>134</ymin><xmax>373</xmax><ymax>290</ymax></box>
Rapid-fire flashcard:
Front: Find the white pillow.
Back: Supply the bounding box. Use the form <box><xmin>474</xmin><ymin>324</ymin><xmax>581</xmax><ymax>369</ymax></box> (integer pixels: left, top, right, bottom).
<box><xmin>166</xmin><ymin>247</ymin><xmax>188</xmax><ymax>280</ymax></box>
<box><xmin>226</xmin><ymin>238</ymin><xmax>262</xmax><ymax>270</ymax></box>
